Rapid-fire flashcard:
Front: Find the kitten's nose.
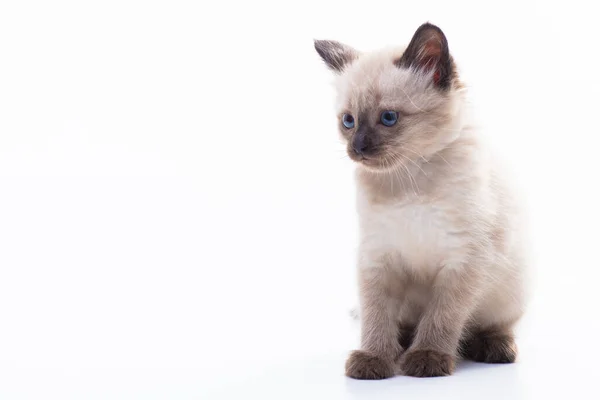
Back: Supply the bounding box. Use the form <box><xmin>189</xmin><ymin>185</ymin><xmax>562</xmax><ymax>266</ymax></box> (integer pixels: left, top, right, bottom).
<box><xmin>352</xmin><ymin>133</ymin><xmax>372</xmax><ymax>155</ymax></box>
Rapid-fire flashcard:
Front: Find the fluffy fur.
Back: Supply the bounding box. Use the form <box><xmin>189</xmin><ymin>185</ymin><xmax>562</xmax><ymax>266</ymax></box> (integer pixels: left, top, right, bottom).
<box><xmin>315</xmin><ymin>23</ymin><xmax>528</xmax><ymax>378</ymax></box>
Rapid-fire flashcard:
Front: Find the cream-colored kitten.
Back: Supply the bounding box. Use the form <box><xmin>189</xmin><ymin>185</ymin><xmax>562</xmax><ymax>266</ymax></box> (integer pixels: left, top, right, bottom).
<box><xmin>315</xmin><ymin>23</ymin><xmax>527</xmax><ymax>378</ymax></box>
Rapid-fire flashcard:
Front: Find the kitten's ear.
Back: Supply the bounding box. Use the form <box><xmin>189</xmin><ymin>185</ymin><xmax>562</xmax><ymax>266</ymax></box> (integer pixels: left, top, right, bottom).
<box><xmin>314</xmin><ymin>40</ymin><xmax>358</xmax><ymax>73</ymax></box>
<box><xmin>395</xmin><ymin>22</ymin><xmax>453</xmax><ymax>89</ymax></box>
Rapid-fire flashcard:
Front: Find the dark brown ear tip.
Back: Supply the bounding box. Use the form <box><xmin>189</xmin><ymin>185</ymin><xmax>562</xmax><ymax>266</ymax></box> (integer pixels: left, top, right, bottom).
<box><xmin>397</xmin><ymin>21</ymin><xmax>453</xmax><ymax>90</ymax></box>
<box><xmin>313</xmin><ymin>40</ymin><xmax>330</xmax><ymax>56</ymax></box>
<box><xmin>415</xmin><ymin>22</ymin><xmax>447</xmax><ymax>38</ymax></box>
<box><xmin>314</xmin><ymin>40</ymin><xmax>358</xmax><ymax>73</ymax></box>
<box><xmin>313</xmin><ymin>40</ymin><xmax>327</xmax><ymax>59</ymax></box>
<box><xmin>418</xmin><ymin>22</ymin><xmax>442</xmax><ymax>31</ymax></box>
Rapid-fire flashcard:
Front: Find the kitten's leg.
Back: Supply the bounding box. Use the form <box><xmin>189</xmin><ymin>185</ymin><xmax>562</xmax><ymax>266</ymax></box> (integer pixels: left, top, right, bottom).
<box><xmin>345</xmin><ymin>266</ymin><xmax>403</xmax><ymax>380</ymax></box>
<box><xmin>459</xmin><ymin>261</ymin><xmax>524</xmax><ymax>364</ymax></box>
<box><xmin>400</xmin><ymin>265</ymin><xmax>482</xmax><ymax>377</ymax></box>
<box><xmin>460</xmin><ymin>326</ymin><xmax>517</xmax><ymax>363</ymax></box>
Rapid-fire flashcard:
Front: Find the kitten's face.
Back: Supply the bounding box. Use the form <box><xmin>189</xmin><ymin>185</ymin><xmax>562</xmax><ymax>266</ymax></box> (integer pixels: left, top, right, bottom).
<box><xmin>315</xmin><ymin>23</ymin><xmax>464</xmax><ymax>172</ymax></box>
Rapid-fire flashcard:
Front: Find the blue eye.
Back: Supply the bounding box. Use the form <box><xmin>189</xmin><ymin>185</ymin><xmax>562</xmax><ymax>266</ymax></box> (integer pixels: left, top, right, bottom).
<box><xmin>380</xmin><ymin>111</ymin><xmax>398</xmax><ymax>127</ymax></box>
<box><xmin>342</xmin><ymin>114</ymin><xmax>355</xmax><ymax>129</ymax></box>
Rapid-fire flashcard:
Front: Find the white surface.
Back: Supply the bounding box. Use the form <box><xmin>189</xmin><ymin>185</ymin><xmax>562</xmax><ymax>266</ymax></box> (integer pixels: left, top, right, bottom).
<box><xmin>1</xmin><ymin>0</ymin><xmax>599</xmax><ymax>399</ymax></box>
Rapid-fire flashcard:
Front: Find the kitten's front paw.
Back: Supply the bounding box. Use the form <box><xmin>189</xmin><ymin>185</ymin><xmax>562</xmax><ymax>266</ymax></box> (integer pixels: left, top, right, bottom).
<box><xmin>345</xmin><ymin>350</ymin><xmax>395</xmax><ymax>380</ymax></box>
<box><xmin>400</xmin><ymin>349</ymin><xmax>455</xmax><ymax>377</ymax></box>
<box><xmin>462</xmin><ymin>332</ymin><xmax>517</xmax><ymax>363</ymax></box>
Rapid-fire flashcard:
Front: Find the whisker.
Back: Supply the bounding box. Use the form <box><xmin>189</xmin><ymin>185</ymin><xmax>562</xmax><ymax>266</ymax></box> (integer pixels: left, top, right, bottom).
<box><xmin>395</xmin><ymin>151</ymin><xmax>428</xmax><ymax>178</ymax></box>
<box><xmin>390</xmin><ymin>153</ymin><xmax>419</xmax><ymax>197</ymax></box>
<box><xmin>398</xmin><ymin>154</ymin><xmax>420</xmax><ymax>196</ymax></box>
<box><xmin>402</xmin><ymin>147</ymin><xmax>428</xmax><ymax>163</ymax></box>
<box><xmin>387</xmin><ymin>158</ymin><xmax>394</xmax><ymax>195</ymax></box>
<box><xmin>392</xmin><ymin>159</ymin><xmax>406</xmax><ymax>196</ymax></box>
<box><xmin>435</xmin><ymin>153</ymin><xmax>453</xmax><ymax>168</ymax></box>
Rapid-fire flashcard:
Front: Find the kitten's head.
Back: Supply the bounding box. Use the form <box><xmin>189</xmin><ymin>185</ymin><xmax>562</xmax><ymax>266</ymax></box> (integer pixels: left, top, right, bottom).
<box><xmin>315</xmin><ymin>23</ymin><xmax>465</xmax><ymax>172</ymax></box>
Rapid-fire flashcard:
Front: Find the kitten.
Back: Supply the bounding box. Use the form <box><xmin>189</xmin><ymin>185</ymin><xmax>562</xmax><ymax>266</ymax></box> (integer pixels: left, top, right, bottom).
<box><xmin>315</xmin><ymin>23</ymin><xmax>528</xmax><ymax>378</ymax></box>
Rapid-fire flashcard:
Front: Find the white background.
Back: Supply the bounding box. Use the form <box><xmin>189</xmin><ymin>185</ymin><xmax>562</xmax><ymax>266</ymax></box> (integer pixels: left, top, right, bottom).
<box><xmin>1</xmin><ymin>0</ymin><xmax>599</xmax><ymax>399</ymax></box>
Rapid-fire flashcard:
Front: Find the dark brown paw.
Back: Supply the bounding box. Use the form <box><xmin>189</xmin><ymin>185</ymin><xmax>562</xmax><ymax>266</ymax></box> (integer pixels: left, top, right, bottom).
<box><xmin>461</xmin><ymin>331</ymin><xmax>517</xmax><ymax>363</ymax></box>
<box><xmin>400</xmin><ymin>349</ymin><xmax>455</xmax><ymax>377</ymax></box>
<box><xmin>345</xmin><ymin>350</ymin><xmax>395</xmax><ymax>380</ymax></box>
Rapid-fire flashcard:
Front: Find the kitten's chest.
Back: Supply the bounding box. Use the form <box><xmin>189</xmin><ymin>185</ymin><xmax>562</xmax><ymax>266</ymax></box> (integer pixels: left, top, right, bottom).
<box><xmin>361</xmin><ymin>200</ymin><xmax>459</xmax><ymax>270</ymax></box>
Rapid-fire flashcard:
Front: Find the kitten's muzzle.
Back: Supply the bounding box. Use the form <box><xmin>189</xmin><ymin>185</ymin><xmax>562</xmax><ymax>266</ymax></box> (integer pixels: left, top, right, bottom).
<box><xmin>351</xmin><ymin>130</ymin><xmax>375</xmax><ymax>156</ymax></box>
